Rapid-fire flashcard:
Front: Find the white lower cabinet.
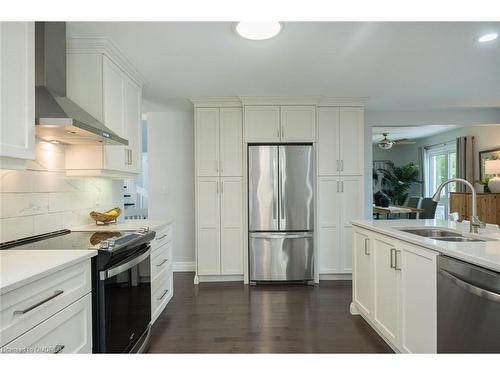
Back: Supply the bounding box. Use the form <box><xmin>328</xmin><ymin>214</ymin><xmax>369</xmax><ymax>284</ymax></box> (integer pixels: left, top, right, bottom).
<box><xmin>196</xmin><ymin>177</ymin><xmax>243</xmax><ymax>280</ymax></box>
<box><xmin>0</xmin><ymin>259</ymin><xmax>92</xmax><ymax>353</ymax></box>
<box><xmin>150</xmin><ymin>223</ymin><xmax>174</xmax><ymax>324</ymax></box>
<box><xmin>352</xmin><ymin>226</ymin><xmax>437</xmax><ymax>353</ymax></box>
<box><xmin>318</xmin><ymin>176</ymin><xmax>363</xmax><ymax>274</ymax></box>
<box><xmin>2</xmin><ymin>294</ymin><xmax>92</xmax><ymax>354</ymax></box>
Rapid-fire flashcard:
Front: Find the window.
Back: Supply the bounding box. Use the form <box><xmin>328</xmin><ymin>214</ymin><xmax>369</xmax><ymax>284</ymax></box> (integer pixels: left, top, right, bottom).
<box><xmin>424</xmin><ymin>142</ymin><xmax>457</xmax><ymax>219</ymax></box>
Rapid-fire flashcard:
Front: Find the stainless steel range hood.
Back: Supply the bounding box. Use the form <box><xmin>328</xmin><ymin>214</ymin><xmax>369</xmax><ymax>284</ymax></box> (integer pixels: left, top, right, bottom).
<box><xmin>35</xmin><ymin>22</ymin><xmax>128</xmax><ymax>146</ymax></box>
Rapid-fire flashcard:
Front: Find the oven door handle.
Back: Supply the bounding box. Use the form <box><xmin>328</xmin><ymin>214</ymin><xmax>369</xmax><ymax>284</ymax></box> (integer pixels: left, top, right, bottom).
<box><xmin>100</xmin><ymin>248</ymin><xmax>151</xmax><ymax>280</ymax></box>
<box><xmin>439</xmin><ymin>269</ymin><xmax>500</xmax><ymax>303</ymax></box>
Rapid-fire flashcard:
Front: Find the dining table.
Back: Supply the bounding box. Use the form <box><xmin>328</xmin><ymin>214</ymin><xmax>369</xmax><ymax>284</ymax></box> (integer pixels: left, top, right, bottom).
<box><xmin>373</xmin><ymin>205</ymin><xmax>425</xmax><ymax>219</ymax></box>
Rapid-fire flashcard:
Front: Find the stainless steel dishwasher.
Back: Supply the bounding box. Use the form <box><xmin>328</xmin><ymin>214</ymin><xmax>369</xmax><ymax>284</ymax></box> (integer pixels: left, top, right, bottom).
<box><xmin>437</xmin><ymin>255</ymin><xmax>500</xmax><ymax>353</ymax></box>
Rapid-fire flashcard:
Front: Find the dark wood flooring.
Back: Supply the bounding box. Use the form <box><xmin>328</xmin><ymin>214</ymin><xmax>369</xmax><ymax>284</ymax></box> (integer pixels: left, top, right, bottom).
<box><xmin>148</xmin><ymin>272</ymin><xmax>392</xmax><ymax>353</ymax></box>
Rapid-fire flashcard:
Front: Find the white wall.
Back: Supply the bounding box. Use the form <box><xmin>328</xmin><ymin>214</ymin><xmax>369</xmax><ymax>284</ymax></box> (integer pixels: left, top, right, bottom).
<box><xmin>0</xmin><ymin>141</ymin><xmax>123</xmax><ymax>242</ymax></box>
<box><xmin>147</xmin><ymin>111</ymin><xmax>195</xmax><ymax>269</ymax></box>
<box><xmin>363</xmin><ymin>108</ymin><xmax>500</xmax><ymax>218</ymax></box>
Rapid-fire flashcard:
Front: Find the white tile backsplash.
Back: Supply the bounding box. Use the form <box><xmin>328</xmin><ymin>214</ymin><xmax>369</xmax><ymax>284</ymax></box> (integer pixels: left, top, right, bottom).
<box><xmin>0</xmin><ymin>141</ymin><xmax>124</xmax><ymax>242</ymax></box>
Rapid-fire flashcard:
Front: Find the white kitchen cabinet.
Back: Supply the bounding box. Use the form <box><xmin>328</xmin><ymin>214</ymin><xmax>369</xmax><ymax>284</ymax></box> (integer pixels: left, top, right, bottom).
<box><xmin>65</xmin><ymin>44</ymin><xmax>142</xmax><ymax>177</ymax></box>
<box><xmin>352</xmin><ymin>229</ymin><xmax>372</xmax><ymax>317</ymax></box>
<box><xmin>0</xmin><ymin>22</ymin><xmax>35</xmax><ymax>169</ymax></box>
<box><xmin>351</xmin><ymin>226</ymin><xmax>437</xmax><ymax>353</ymax></box>
<box><xmin>196</xmin><ymin>177</ymin><xmax>244</xmax><ymax>279</ymax></box>
<box><xmin>318</xmin><ymin>176</ymin><xmax>363</xmax><ymax>275</ymax></box>
<box><xmin>220</xmin><ymin>108</ymin><xmax>242</xmax><ymax>176</ymax></box>
<box><xmin>195</xmin><ymin>107</ymin><xmax>242</xmax><ymax>177</ymax></box>
<box><xmin>372</xmin><ymin>235</ymin><xmax>400</xmax><ymax>348</ymax></box>
<box><xmin>2</xmin><ymin>294</ymin><xmax>92</xmax><ymax>354</ymax></box>
<box><xmin>244</xmin><ymin>105</ymin><xmax>280</xmax><ymax>142</ymax></box>
<box><xmin>196</xmin><ymin>177</ymin><xmax>221</xmax><ymax>275</ymax></box>
<box><xmin>317</xmin><ymin>106</ymin><xmax>364</xmax><ymax>176</ymax></box>
<box><xmin>317</xmin><ymin>107</ymin><xmax>339</xmax><ymax>175</ymax></box>
<box><xmin>244</xmin><ymin>105</ymin><xmax>316</xmax><ymax>143</ymax></box>
<box><xmin>195</xmin><ymin>108</ymin><xmax>219</xmax><ymax>177</ymax></box>
<box><xmin>280</xmin><ymin>106</ymin><xmax>316</xmax><ymax>142</ymax></box>
<box><xmin>339</xmin><ymin>107</ymin><xmax>364</xmax><ymax>175</ymax></box>
<box><xmin>400</xmin><ymin>243</ymin><xmax>437</xmax><ymax>353</ymax></box>
<box><xmin>220</xmin><ymin>177</ymin><xmax>243</xmax><ymax>275</ymax></box>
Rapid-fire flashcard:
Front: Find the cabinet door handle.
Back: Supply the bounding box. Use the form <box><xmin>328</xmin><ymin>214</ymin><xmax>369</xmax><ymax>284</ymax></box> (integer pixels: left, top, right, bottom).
<box><xmin>219</xmin><ymin>160</ymin><xmax>223</xmax><ymax>173</ymax></box>
<box><xmin>129</xmin><ymin>149</ymin><xmax>132</xmax><ymax>165</ymax></box>
<box><xmin>13</xmin><ymin>290</ymin><xmax>64</xmax><ymax>315</ymax></box>
<box><xmin>125</xmin><ymin>148</ymin><xmax>129</xmax><ymax>165</ymax></box>
<box><xmin>156</xmin><ymin>258</ymin><xmax>168</xmax><ymax>267</ymax></box>
<box><xmin>390</xmin><ymin>248</ymin><xmax>396</xmax><ymax>269</ymax></box>
<box><xmin>221</xmin><ymin>181</ymin><xmax>224</xmax><ymax>194</ymax></box>
<box><xmin>336</xmin><ymin>181</ymin><xmax>339</xmax><ymax>192</ymax></box>
<box><xmin>156</xmin><ymin>234</ymin><xmax>168</xmax><ymax>241</ymax></box>
<box><xmin>216</xmin><ymin>181</ymin><xmax>219</xmax><ymax>194</ymax></box>
<box><xmin>341</xmin><ymin>181</ymin><xmax>344</xmax><ymax>192</ymax></box>
<box><xmin>53</xmin><ymin>345</ymin><xmax>65</xmax><ymax>354</ymax></box>
<box><xmin>395</xmin><ymin>250</ymin><xmax>402</xmax><ymax>271</ymax></box>
<box><xmin>157</xmin><ymin>289</ymin><xmax>169</xmax><ymax>301</ymax></box>
<box><xmin>364</xmin><ymin>238</ymin><xmax>370</xmax><ymax>255</ymax></box>
<box><xmin>341</xmin><ymin>160</ymin><xmax>344</xmax><ymax>171</ymax></box>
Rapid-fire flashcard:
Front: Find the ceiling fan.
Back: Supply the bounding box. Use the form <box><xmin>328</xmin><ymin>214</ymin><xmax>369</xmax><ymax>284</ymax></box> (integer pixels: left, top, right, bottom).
<box><xmin>377</xmin><ymin>132</ymin><xmax>416</xmax><ymax>150</ymax></box>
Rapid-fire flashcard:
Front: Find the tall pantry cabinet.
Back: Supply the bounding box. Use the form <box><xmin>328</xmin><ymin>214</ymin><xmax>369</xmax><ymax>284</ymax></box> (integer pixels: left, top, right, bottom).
<box><xmin>194</xmin><ymin>105</ymin><xmax>244</xmax><ymax>283</ymax></box>
<box><xmin>317</xmin><ymin>106</ymin><xmax>364</xmax><ymax>276</ymax></box>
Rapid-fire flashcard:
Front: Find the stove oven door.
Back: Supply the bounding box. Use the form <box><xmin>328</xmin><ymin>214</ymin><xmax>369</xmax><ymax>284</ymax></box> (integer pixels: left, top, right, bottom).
<box><xmin>97</xmin><ymin>246</ymin><xmax>151</xmax><ymax>353</ymax></box>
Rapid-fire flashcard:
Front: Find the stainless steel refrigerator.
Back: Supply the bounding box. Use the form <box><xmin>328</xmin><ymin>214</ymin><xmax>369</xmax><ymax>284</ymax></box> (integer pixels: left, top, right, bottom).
<box><xmin>248</xmin><ymin>144</ymin><xmax>314</xmax><ymax>282</ymax></box>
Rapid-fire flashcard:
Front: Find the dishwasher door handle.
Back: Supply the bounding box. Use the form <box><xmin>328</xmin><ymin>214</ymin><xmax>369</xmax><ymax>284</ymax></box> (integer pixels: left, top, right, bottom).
<box><xmin>439</xmin><ymin>269</ymin><xmax>500</xmax><ymax>303</ymax></box>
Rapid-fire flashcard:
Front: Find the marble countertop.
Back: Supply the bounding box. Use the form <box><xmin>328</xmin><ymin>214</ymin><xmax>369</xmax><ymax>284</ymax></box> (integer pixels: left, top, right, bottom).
<box><xmin>72</xmin><ymin>218</ymin><xmax>173</xmax><ymax>233</ymax></box>
<box><xmin>351</xmin><ymin>219</ymin><xmax>500</xmax><ymax>272</ymax></box>
<box><xmin>0</xmin><ymin>249</ymin><xmax>97</xmax><ymax>294</ymax></box>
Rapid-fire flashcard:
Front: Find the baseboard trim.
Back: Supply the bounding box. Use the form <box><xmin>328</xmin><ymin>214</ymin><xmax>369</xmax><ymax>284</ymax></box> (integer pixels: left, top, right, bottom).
<box><xmin>319</xmin><ymin>273</ymin><xmax>352</xmax><ymax>281</ymax></box>
<box><xmin>198</xmin><ymin>275</ymin><xmax>244</xmax><ymax>283</ymax></box>
<box><xmin>173</xmin><ymin>261</ymin><xmax>196</xmax><ymax>272</ymax></box>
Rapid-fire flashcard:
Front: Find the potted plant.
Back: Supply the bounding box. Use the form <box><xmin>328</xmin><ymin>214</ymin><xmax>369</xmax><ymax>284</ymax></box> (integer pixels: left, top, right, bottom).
<box><xmin>476</xmin><ymin>177</ymin><xmax>491</xmax><ymax>193</ymax></box>
<box><xmin>377</xmin><ymin>162</ymin><xmax>422</xmax><ymax>206</ymax></box>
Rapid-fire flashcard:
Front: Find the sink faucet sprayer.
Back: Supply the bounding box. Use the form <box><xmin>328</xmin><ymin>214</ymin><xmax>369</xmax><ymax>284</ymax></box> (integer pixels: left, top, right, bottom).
<box><xmin>432</xmin><ymin>178</ymin><xmax>485</xmax><ymax>234</ymax></box>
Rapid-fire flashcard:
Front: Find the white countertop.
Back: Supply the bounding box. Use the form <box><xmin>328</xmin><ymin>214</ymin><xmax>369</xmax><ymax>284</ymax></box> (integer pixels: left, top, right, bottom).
<box><xmin>351</xmin><ymin>219</ymin><xmax>500</xmax><ymax>272</ymax></box>
<box><xmin>0</xmin><ymin>249</ymin><xmax>97</xmax><ymax>294</ymax></box>
<box><xmin>72</xmin><ymin>218</ymin><xmax>173</xmax><ymax>233</ymax></box>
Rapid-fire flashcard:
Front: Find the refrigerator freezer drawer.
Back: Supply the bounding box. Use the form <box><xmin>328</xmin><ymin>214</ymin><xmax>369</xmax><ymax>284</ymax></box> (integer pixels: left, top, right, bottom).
<box><xmin>249</xmin><ymin>232</ymin><xmax>314</xmax><ymax>281</ymax></box>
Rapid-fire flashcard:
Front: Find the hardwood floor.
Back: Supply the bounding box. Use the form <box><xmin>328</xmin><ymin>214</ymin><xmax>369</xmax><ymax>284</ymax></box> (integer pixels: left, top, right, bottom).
<box><xmin>148</xmin><ymin>272</ymin><xmax>392</xmax><ymax>353</ymax></box>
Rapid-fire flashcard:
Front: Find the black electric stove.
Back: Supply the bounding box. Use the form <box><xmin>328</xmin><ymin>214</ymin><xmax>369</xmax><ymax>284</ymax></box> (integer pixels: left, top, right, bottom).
<box><xmin>1</xmin><ymin>229</ymin><xmax>156</xmax><ymax>353</ymax></box>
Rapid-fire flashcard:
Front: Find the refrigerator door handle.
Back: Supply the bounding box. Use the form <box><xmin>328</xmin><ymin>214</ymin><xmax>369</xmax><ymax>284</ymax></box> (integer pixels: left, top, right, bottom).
<box><xmin>249</xmin><ymin>232</ymin><xmax>313</xmax><ymax>239</ymax></box>
<box><xmin>279</xmin><ymin>147</ymin><xmax>285</xmax><ymax>222</ymax></box>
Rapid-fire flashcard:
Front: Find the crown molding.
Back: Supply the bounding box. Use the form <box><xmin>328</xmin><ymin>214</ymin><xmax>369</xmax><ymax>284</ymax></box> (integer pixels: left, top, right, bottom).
<box><xmin>67</xmin><ymin>37</ymin><xmax>146</xmax><ymax>87</ymax></box>
<box><xmin>239</xmin><ymin>96</ymin><xmax>321</xmax><ymax>106</ymax></box>
<box><xmin>189</xmin><ymin>97</ymin><xmax>242</xmax><ymax>108</ymax></box>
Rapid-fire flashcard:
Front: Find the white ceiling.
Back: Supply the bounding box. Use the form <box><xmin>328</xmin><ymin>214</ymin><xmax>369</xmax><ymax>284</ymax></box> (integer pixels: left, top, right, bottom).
<box><xmin>372</xmin><ymin>125</ymin><xmax>461</xmax><ymax>143</ymax></box>
<box><xmin>67</xmin><ymin>22</ymin><xmax>500</xmax><ymax>111</ymax></box>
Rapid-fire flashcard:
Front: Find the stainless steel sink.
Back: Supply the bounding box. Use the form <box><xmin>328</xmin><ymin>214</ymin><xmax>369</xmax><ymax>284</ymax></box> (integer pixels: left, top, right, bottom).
<box><xmin>400</xmin><ymin>228</ymin><xmax>461</xmax><ymax>238</ymax></box>
<box><xmin>398</xmin><ymin>228</ymin><xmax>496</xmax><ymax>242</ymax></box>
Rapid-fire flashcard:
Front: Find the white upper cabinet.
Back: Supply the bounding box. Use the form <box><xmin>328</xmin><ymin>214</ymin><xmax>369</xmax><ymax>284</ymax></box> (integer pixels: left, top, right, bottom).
<box><xmin>339</xmin><ymin>107</ymin><xmax>364</xmax><ymax>175</ymax></box>
<box><xmin>65</xmin><ymin>42</ymin><xmax>143</xmax><ymax>177</ymax></box>
<box><xmin>244</xmin><ymin>105</ymin><xmax>280</xmax><ymax>142</ymax></box>
<box><xmin>195</xmin><ymin>107</ymin><xmax>242</xmax><ymax>177</ymax></box>
<box><xmin>123</xmin><ymin>75</ymin><xmax>142</xmax><ymax>173</ymax></box>
<box><xmin>244</xmin><ymin>105</ymin><xmax>316</xmax><ymax>143</ymax></box>
<box><xmin>0</xmin><ymin>22</ymin><xmax>35</xmax><ymax>169</ymax></box>
<box><xmin>195</xmin><ymin>108</ymin><xmax>219</xmax><ymax>177</ymax></box>
<box><xmin>219</xmin><ymin>108</ymin><xmax>242</xmax><ymax>176</ymax></box>
<box><xmin>317</xmin><ymin>107</ymin><xmax>339</xmax><ymax>175</ymax></box>
<box><xmin>317</xmin><ymin>106</ymin><xmax>364</xmax><ymax>176</ymax></box>
<box><xmin>280</xmin><ymin>106</ymin><xmax>316</xmax><ymax>142</ymax></box>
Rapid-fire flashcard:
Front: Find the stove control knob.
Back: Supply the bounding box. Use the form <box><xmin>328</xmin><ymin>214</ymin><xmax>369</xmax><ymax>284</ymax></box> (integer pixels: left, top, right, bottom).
<box><xmin>99</xmin><ymin>240</ymin><xmax>109</xmax><ymax>250</ymax></box>
<box><xmin>138</xmin><ymin>226</ymin><xmax>149</xmax><ymax>234</ymax></box>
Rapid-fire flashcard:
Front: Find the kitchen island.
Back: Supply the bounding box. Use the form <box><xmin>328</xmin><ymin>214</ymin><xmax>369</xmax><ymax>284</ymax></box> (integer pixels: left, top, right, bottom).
<box><xmin>350</xmin><ymin>219</ymin><xmax>500</xmax><ymax>354</ymax></box>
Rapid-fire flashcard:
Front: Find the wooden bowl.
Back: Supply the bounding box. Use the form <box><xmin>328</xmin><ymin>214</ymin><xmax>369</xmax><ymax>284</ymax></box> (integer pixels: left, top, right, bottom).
<box><xmin>89</xmin><ymin>207</ymin><xmax>122</xmax><ymax>224</ymax></box>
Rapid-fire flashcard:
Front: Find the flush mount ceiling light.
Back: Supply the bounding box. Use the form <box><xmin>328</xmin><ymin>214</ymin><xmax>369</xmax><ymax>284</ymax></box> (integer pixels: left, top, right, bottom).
<box><xmin>477</xmin><ymin>32</ymin><xmax>498</xmax><ymax>43</ymax></box>
<box><xmin>235</xmin><ymin>22</ymin><xmax>282</xmax><ymax>40</ymax></box>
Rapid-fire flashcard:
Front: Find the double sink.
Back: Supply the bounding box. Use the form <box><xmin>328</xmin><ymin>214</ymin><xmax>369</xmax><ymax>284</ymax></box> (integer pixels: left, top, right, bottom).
<box><xmin>398</xmin><ymin>228</ymin><xmax>497</xmax><ymax>242</ymax></box>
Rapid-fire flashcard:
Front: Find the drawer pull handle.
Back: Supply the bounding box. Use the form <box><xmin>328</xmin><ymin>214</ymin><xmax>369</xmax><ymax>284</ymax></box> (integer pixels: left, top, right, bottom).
<box><xmin>53</xmin><ymin>345</ymin><xmax>65</xmax><ymax>354</ymax></box>
<box><xmin>156</xmin><ymin>234</ymin><xmax>168</xmax><ymax>241</ymax></box>
<box><xmin>13</xmin><ymin>290</ymin><xmax>64</xmax><ymax>315</ymax></box>
<box><xmin>157</xmin><ymin>289</ymin><xmax>168</xmax><ymax>301</ymax></box>
<box><xmin>156</xmin><ymin>259</ymin><xmax>168</xmax><ymax>267</ymax></box>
